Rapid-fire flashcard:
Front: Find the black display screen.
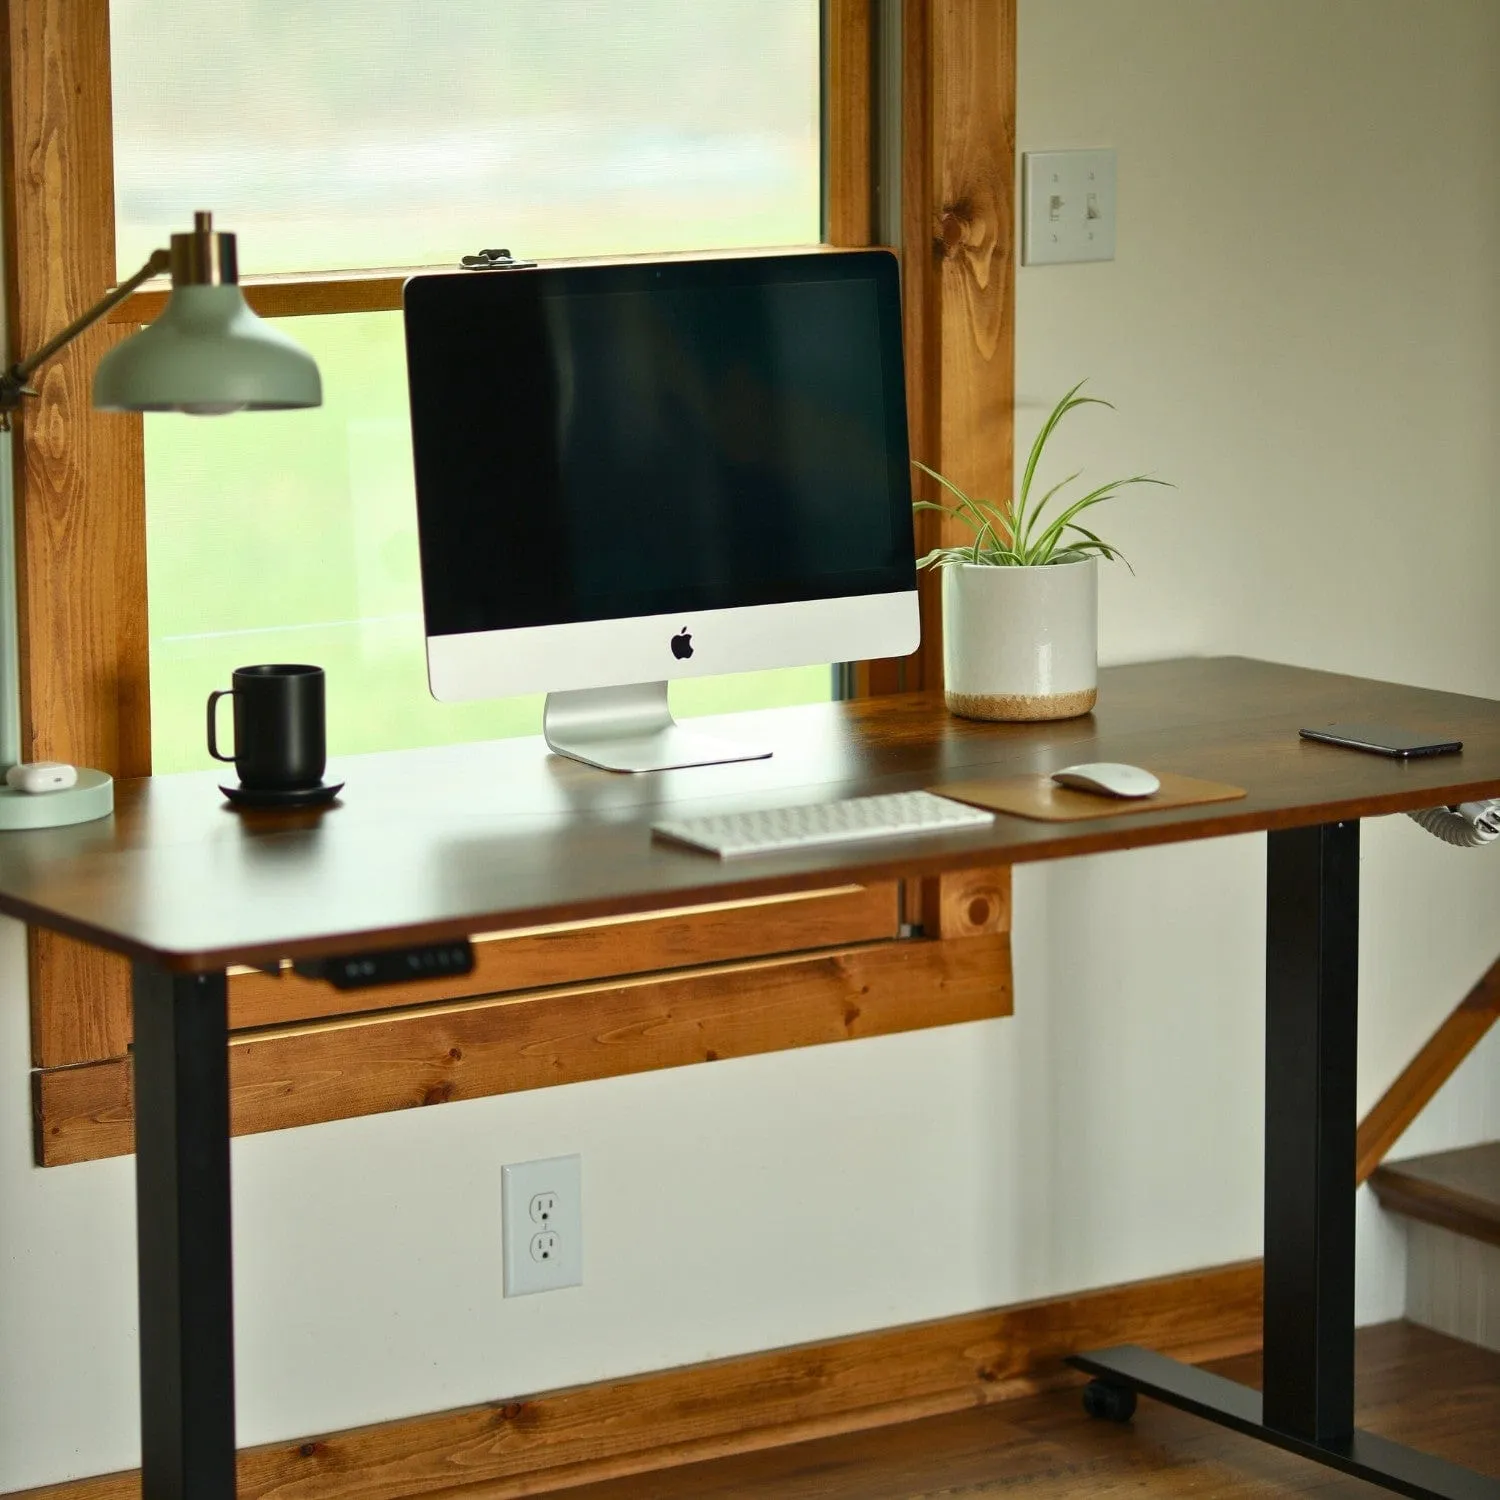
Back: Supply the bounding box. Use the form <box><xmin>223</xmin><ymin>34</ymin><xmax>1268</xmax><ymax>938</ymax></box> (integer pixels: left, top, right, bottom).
<box><xmin>403</xmin><ymin>252</ymin><xmax>915</xmax><ymax>637</ymax></box>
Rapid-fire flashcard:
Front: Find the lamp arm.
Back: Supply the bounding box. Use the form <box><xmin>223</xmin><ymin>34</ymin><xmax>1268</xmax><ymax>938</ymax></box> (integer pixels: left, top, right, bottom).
<box><xmin>0</xmin><ymin>247</ymin><xmax>170</xmax><ymax>419</ymax></box>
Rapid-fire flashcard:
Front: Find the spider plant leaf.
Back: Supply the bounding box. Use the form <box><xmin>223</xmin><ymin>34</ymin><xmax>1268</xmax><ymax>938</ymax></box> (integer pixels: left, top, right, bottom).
<box><xmin>917</xmin><ymin>545</ymin><xmax>977</xmax><ymax>569</ymax></box>
<box><xmin>1065</xmin><ymin>521</ymin><xmax>1116</xmax><ymax>554</ymax></box>
<box><xmin>1019</xmin><ymin>468</ymin><xmax>1083</xmax><ymax>554</ymax></box>
<box><xmin>975</xmin><ymin>498</ymin><xmax>1018</xmax><ymax>545</ymax></box>
<box><xmin>1028</xmin><ymin>494</ymin><xmax>1123</xmax><ymax>560</ymax></box>
<box><xmin>912</xmin><ymin>460</ymin><xmax>978</xmax><ymax>509</ymax></box>
<box><xmin>1016</xmin><ymin>381</ymin><xmax>1114</xmax><ymax>526</ymax></box>
<box><xmin>1029</xmin><ymin>475</ymin><xmax>1165</xmax><ymax>560</ymax></box>
<box><xmin>911</xmin><ymin>461</ymin><xmax>1007</xmax><ymax>545</ymax></box>
<box><xmin>972</xmin><ymin>512</ymin><xmax>1010</xmax><ymax>555</ymax></box>
<box><xmin>1066</xmin><ymin>522</ymin><xmax>1135</xmax><ymax>573</ymax></box>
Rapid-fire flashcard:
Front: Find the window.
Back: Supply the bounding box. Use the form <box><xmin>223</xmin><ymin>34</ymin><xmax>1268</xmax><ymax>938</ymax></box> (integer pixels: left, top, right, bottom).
<box><xmin>110</xmin><ymin>1</ymin><xmax>820</xmax><ymax>275</ymax></box>
<box><xmin>15</xmin><ymin>0</ymin><xmax>1020</xmax><ymax>1165</ymax></box>
<box><xmin>109</xmin><ymin>0</ymin><xmax>829</xmax><ymax>770</ymax></box>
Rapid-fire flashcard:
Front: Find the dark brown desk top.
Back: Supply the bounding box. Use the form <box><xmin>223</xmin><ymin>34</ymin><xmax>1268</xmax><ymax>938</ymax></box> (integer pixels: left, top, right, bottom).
<box><xmin>2</xmin><ymin>657</ymin><xmax>1498</xmax><ymax>972</ymax></box>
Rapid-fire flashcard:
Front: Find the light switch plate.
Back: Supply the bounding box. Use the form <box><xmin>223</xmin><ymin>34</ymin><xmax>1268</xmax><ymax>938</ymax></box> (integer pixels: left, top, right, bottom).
<box><xmin>1023</xmin><ymin>149</ymin><xmax>1116</xmax><ymax>266</ymax></box>
<box><xmin>502</xmin><ymin>1154</ymin><xmax>583</xmax><ymax>1296</ymax></box>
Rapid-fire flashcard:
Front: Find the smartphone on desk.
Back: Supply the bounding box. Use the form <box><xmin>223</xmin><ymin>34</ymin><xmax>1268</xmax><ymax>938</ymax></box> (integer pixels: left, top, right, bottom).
<box><xmin>1299</xmin><ymin>723</ymin><xmax>1463</xmax><ymax>759</ymax></box>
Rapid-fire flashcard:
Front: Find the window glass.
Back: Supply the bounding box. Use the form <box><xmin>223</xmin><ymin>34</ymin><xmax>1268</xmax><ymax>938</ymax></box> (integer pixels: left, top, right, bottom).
<box><xmin>110</xmin><ymin>0</ymin><xmax>820</xmax><ymax>276</ymax></box>
<box><xmin>145</xmin><ymin>317</ymin><xmax>832</xmax><ymax>775</ymax></box>
<box><xmin>120</xmin><ymin>2</ymin><xmax>831</xmax><ymax>773</ymax></box>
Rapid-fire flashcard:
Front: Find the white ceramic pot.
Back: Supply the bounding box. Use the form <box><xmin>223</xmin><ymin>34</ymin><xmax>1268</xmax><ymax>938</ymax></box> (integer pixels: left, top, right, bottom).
<box><xmin>941</xmin><ymin>556</ymin><xmax>1098</xmax><ymax>721</ymax></box>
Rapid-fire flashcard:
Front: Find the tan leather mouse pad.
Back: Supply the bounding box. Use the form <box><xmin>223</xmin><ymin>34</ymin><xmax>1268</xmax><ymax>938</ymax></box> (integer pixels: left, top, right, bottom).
<box><xmin>934</xmin><ymin>772</ymin><xmax>1247</xmax><ymax>823</ymax></box>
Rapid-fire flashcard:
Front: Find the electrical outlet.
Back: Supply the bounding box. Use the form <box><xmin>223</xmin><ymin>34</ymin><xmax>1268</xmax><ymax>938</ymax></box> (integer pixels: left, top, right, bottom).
<box><xmin>502</xmin><ymin>1155</ymin><xmax>582</xmax><ymax>1296</ymax></box>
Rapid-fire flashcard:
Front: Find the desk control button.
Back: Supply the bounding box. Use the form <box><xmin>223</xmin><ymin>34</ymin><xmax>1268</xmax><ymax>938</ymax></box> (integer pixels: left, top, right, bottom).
<box><xmin>293</xmin><ymin>939</ymin><xmax>475</xmax><ymax>989</ymax></box>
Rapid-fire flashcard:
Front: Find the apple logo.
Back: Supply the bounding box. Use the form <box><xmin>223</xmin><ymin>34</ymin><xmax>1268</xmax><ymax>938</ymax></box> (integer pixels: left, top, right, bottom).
<box><xmin>671</xmin><ymin>627</ymin><xmax>694</xmax><ymax>660</ymax></box>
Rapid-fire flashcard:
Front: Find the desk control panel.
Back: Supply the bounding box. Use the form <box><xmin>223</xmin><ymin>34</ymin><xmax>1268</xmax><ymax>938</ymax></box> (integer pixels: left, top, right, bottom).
<box><xmin>293</xmin><ymin>939</ymin><xmax>475</xmax><ymax>990</ymax></box>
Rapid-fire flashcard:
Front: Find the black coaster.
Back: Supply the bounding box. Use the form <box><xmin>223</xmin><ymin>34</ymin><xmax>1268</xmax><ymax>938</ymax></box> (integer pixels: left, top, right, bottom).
<box><xmin>220</xmin><ymin>780</ymin><xmax>344</xmax><ymax>810</ymax></box>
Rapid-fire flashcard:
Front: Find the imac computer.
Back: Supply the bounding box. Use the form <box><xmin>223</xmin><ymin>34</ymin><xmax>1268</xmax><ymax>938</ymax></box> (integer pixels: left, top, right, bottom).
<box><xmin>402</xmin><ymin>249</ymin><xmax>918</xmax><ymax>772</ymax></box>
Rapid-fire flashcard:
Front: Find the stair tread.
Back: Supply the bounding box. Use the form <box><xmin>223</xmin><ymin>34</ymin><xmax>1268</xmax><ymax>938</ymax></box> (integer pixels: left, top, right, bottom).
<box><xmin>1370</xmin><ymin>1141</ymin><xmax>1500</xmax><ymax>1248</ymax></box>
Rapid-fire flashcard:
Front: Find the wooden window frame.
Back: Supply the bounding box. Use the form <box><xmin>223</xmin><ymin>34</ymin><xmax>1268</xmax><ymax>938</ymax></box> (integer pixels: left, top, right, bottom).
<box><xmin>4</xmin><ymin>0</ymin><xmax>1016</xmax><ymax>1162</ymax></box>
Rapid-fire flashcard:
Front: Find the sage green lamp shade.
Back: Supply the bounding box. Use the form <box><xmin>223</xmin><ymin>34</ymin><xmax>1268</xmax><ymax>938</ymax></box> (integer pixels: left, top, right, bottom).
<box><xmin>92</xmin><ymin>285</ymin><xmax>322</xmax><ymax>414</ymax></box>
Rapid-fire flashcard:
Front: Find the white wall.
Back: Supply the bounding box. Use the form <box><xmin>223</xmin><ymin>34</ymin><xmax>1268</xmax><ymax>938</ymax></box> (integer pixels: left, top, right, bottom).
<box><xmin>3</xmin><ymin>1</ymin><xmax>1500</xmax><ymax>1487</ymax></box>
<box><xmin>1016</xmin><ymin>0</ymin><xmax>1500</xmax><ymax>1322</ymax></box>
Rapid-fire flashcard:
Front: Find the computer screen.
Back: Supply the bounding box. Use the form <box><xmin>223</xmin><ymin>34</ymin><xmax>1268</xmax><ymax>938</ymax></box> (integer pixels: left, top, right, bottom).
<box><xmin>406</xmin><ymin>250</ymin><xmax>913</xmax><ymax>637</ymax></box>
<box><xmin>402</xmin><ymin>251</ymin><xmax>918</xmax><ymax>768</ymax></box>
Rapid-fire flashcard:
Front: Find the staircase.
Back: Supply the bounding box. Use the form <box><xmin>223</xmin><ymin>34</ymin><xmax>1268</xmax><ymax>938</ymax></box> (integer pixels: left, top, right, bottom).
<box><xmin>1370</xmin><ymin>1142</ymin><xmax>1500</xmax><ymax>1351</ymax></box>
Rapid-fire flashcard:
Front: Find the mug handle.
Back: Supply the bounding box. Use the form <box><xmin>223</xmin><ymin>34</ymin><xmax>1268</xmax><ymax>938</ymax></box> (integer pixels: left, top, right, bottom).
<box><xmin>206</xmin><ymin>688</ymin><xmax>235</xmax><ymax>763</ymax></box>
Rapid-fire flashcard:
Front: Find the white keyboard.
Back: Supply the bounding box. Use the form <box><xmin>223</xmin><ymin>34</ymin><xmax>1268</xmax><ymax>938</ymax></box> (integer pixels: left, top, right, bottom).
<box><xmin>652</xmin><ymin>790</ymin><xmax>994</xmax><ymax>859</ymax></box>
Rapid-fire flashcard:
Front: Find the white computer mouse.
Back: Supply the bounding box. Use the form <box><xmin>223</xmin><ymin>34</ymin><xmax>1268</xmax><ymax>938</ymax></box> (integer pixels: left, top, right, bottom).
<box><xmin>1051</xmin><ymin>762</ymin><xmax>1161</xmax><ymax>799</ymax></box>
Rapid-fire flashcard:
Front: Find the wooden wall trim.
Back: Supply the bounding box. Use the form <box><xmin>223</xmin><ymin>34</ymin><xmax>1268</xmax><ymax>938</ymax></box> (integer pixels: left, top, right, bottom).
<box><xmin>2</xmin><ymin>0</ymin><xmax>147</xmax><ymax>1084</ymax></box>
<box><xmin>5</xmin><ymin>1259</ymin><xmax>1262</xmax><ymax>1500</ymax></box>
<box><xmin>36</xmin><ymin>925</ymin><xmax>1013</xmax><ymax>1166</ymax></box>
<box><xmin>1356</xmin><ymin>952</ymin><xmax>1500</xmax><ymax>1185</ymax></box>
<box><xmin>1</xmin><ymin>0</ymin><xmax>150</xmax><ymax>771</ymax></box>
<box><xmin>824</xmin><ymin>0</ymin><xmax>873</xmax><ymax>247</ymax></box>
<box><xmin>885</xmin><ymin>0</ymin><xmax>1017</xmax><ymax>697</ymax></box>
<box><xmin>109</xmin><ymin>244</ymin><xmax>866</xmax><ymax>326</ymax></box>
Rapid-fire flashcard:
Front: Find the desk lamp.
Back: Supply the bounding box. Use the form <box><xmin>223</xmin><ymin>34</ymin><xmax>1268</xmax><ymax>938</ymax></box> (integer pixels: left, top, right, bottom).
<box><xmin>0</xmin><ymin>211</ymin><xmax>321</xmax><ymax>829</ymax></box>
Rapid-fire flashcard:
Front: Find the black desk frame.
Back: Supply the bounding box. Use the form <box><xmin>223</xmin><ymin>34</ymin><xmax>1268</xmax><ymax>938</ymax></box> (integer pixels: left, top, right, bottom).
<box><xmin>1075</xmin><ymin>822</ymin><xmax>1498</xmax><ymax>1499</ymax></box>
<box><xmin>128</xmin><ymin>820</ymin><xmax>1500</xmax><ymax>1499</ymax></box>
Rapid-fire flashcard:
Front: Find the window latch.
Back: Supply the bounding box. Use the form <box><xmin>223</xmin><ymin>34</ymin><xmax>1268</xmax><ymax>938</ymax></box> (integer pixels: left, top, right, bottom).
<box><xmin>459</xmin><ymin>247</ymin><xmax>536</xmax><ymax>271</ymax></box>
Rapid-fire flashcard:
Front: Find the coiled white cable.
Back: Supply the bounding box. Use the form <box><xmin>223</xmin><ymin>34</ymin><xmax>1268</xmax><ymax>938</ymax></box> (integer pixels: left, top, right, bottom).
<box><xmin>1407</xmin><ymin>800</ymin><xmax>1500</xmax><ymax>847</ymax></box>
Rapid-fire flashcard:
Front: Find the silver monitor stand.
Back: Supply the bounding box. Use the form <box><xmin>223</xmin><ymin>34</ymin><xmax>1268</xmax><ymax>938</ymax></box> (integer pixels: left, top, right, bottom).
<box><xmin>543</xmin><ymin>681</ymin><xmax>771</xmax><ymax>774</ymax></box>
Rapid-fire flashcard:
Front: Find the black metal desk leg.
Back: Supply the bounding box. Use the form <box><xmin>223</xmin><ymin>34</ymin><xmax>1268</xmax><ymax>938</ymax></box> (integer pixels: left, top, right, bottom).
<box><xmin>1263</xmin><ymin>820</ymin><xmax>1359</xmax><ymax>1439</ymax></box>
<box><xmin>1070</xmin><ymin>820</ymin><xmax>1500</xmax><ymax>1498</ymax></box>
<box><xmin>132</xmin><ymin>962</ymin><xmax>237</xmax><ymax>1500</ymax></box>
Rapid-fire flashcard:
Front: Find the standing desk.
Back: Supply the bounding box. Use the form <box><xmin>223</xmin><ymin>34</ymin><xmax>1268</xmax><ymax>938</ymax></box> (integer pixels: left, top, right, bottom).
<box><xmin>4</xmin><ymin>656</ymin><xmax>1500</xmax><ymax>1500</ymax></box>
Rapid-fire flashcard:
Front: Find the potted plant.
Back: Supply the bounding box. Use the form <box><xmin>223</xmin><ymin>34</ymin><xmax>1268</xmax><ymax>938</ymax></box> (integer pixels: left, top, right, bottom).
<box><xmin>913</xmin><ymin>381</ymin><xmax>1168</xmax><ymax>722</ymax></box>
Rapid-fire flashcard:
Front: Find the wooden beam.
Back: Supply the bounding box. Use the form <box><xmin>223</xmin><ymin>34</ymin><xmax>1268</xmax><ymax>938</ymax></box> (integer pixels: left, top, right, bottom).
<box><xmin>1356</xmin><ymin>953</ymin><xmax>1500</xmax><ymax>1185</ymax></box>
<box><xmin>33</xmin><ymin>874</ymin><xmax>900</xmax><ymax>1068</ymax></box>
<box><xmin>27</xmin><ymin>940</ymin><xmax>132</xmax><ymax>1069</ymax></box>
<box><xmin>36</xmin><ymin>931</ymin><xmax>1013</xmax><ymax>1165</ymax></box>
<box><xmin>899</xmin><ymin>0</ymin><xmax>1017</xmax><ymax>694</ymax></box>
<box><xmin>914</xmin><ymin>865</ymin><xmax>1012</xmax><ymax>939</ymax></box>
<box><xmin>31</xmin><ymin>883</ymin><xmax>898</xmax><ymax>1055</ymax></box>
<box><xmin>10</xmin><ymin>1259</ymin><xmax>1262</xmax><ymax>1500</ymax></box>
<box><xmin>824</xmin><ymin>0</ymin><xmax>873</xmax><ymax>248</ymax></box>
<box><xmin>106</xmin><ymin>244</ymin><xmax>864</xmax><ymax>326</ymax></box>
<box><xmin>0</xmin><ymin>0</ymin><xmax>148</xmax><ymax>770</ymax></box>
<box><xmin>1</xmin><ymin>0</ymin><xmax>149</xmax><ymax>1077</ymax></box>
<box><xmin>228</xmin><ymin>883</ymin><xmax>900</xmax><ymax>1030</ymax></box>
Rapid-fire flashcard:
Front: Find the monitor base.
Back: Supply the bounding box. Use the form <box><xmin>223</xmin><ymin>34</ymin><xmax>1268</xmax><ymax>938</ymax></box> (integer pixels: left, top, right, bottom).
<box><xmin>543</xmin><ymin>683</ymin><xmax>772</xmax><ymax>774</ymax></box>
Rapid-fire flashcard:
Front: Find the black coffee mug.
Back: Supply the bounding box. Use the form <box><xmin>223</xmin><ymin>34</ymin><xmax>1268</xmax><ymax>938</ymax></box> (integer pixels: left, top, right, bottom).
<box><xmin>207</xmin><ymin>664</ymin><xmax>326</xmax><ymax>790</ymax></box>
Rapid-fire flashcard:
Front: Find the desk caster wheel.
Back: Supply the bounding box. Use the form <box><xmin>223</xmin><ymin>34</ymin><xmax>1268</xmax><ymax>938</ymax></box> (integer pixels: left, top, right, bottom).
<box><xmin>1082</xmin><ymin>1379</ymin><xmax>1137</xmax><ymax>1422</ymax></box>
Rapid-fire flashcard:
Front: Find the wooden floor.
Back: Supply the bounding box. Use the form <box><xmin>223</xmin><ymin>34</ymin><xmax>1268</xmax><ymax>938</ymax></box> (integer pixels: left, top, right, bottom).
<box><xmin>557</xmin><ymin>1324</ymin><xmax>1500</xmax><ymax>1498</ymax></box>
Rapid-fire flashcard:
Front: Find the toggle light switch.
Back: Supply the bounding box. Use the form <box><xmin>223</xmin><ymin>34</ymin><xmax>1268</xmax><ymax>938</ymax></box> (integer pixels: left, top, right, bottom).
<box><xmin>1023</xmin><ymin>149</ymin><xmax>1116</xmax><ymax>265</ymax></box>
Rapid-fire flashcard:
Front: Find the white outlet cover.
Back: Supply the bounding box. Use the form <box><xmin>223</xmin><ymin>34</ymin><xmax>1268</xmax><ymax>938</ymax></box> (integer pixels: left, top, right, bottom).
<box><xmin>1023</xmin><ymin>149</ymin><xmax>1116</xmax><ymax>266</ymax></box>
<box><xmin>502</xmin><ymin>1154</ymin><xmax>582</xmax><ymax>1296</ymax></box>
